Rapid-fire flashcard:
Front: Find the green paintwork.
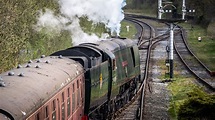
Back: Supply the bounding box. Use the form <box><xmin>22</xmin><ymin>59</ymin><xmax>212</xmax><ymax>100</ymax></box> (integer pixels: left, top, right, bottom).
<box><xmin>111</xmin><ymin>45</ymin><xmax>140</xmax><ymax>98</ymax></box>
<box><xmin>90</xmin><ymin>61</ymin><xmax>109</xmax><ymax>107</ymax></box>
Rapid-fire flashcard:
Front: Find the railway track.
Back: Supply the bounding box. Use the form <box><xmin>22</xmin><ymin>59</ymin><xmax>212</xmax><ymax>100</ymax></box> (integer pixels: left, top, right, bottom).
<box><xmin>113</xmin><ymin>14</ymin><xmax>215</xmax><ymax>120</ymax></box>
<box><xmin>112</xmin><ymin>17</ymin><xmax>155</xmax><ymax>120</ymax></box>
<box><xmin>174</xmin><ymin>26</ymin><xmax>215</xmax><ymax>92</ymax></box>
<box><xmin>113</xmin><ymin>16</ymin><xmax>174</xmax><ymax>120</ymax></box>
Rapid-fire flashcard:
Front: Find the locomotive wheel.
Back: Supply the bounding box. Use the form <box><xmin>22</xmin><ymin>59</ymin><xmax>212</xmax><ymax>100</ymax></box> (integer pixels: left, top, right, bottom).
<box><xmin>124</xmin><ymin>91</ymin><xmax>130</xmax><ymax>104</ymax></box>
<box><xmin>136</xmin><ymin>106</ymin><xmax>141</xmax><ymax>120</ymax></box>
<box><xmin>107</xmin><ymin>100</ymin><xmax>116</xmax><ymax>120</ymax></box>
<box><xmin>126</xmin><ymin>92</ymin><xmax>130</xmax><ymax>103</ymax></box>
<box><xmin>112</xmin><ymin>100</ymin><xmax>116</xmax><ymax>113</ymax></box>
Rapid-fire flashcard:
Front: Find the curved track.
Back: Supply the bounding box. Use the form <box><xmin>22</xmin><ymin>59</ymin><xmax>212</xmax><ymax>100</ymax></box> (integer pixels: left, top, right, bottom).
<box><xmin>113</xmin><ymin>16</ymin><xmax>174</xmax><ymax>120</ymax></box>
<box><xmin>174</xmin><ymin>26</ymin><xmax>215</xmax><ymax>92</ymax></box>
<box><xmin>113</xmin><ymin>16</ymin><xmax>155</xmax><ymax>120</ymax></box>
<box><xmin>114</xmin><ymin>14</ymin><xmax>215</xmax><ymax>120</ymax></box>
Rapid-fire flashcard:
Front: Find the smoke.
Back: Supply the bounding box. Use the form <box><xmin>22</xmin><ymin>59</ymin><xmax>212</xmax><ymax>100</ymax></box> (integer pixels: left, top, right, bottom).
<box><xmin>34</xmin><ymin>0</ymin><xmax>126</xmax><ymax>45</ymax></box>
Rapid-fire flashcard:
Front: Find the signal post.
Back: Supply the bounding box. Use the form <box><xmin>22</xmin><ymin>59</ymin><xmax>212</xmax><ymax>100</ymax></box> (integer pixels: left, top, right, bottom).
<box><xmin>157</xmin><ymin>0</ymin><xmax>185</xmax><ymax>79</ymax></box>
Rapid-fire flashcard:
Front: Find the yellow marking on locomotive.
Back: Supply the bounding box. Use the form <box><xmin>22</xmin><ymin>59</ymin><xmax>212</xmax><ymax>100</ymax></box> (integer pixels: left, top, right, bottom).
<box><xmin>100</xmin><ymin>73</ymin><xmax>103</xmax><ymax>89</ymax></box>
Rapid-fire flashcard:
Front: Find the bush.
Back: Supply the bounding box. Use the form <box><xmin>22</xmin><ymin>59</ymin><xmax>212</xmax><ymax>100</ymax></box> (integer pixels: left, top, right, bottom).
<box><xmin>178</xmin><ymin>88</ymin><xmax>215</xmax><ymax>120</ymax></box>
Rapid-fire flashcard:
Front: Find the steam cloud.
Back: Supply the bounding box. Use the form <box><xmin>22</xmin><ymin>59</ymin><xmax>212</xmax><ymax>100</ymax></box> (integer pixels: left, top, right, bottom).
<box><xmin>35</xmin><ymin>0</ymin><xmax>126</xmax><ymax>45</ymax></box>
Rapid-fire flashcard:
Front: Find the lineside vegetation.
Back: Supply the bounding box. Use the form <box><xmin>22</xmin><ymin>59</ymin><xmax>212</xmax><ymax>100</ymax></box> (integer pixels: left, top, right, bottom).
<box><xmin>158</xmin><ymin>59</ymin><xmax>215</xmax><ymax>120</ymax></box>
<box><xmin>0</xmin><ymin>0</ymin><xmax>68</xmax><ymax>72</ymax></box>
<box><xmin>180</xmin><ymin>23</ymin><xmax>215</xmax><ymax>71</ymax></box>
<box><xmin>0</xmin><ymin>1</ymin><xmax>108</xmax><ymax>73</ymax></box>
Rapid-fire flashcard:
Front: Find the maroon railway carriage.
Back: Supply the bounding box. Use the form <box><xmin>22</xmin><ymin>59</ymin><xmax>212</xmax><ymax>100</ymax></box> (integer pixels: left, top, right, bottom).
<box><xmin>0</xmin><ymin>56</ymin><xmax>85</xmax><ymax>120</ymax></box>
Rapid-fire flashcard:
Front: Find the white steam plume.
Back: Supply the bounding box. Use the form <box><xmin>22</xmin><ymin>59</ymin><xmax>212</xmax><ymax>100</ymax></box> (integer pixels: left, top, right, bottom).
<box><xmin>34</xmin><ymin>0</ymin><xmax>126</xmax><ymax>45</ymax></box>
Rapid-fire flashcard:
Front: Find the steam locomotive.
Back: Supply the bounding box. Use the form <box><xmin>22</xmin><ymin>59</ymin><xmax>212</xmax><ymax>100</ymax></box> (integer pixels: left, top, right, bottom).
<box><xmin>0</xmin><ymin>38</ymin><xmax>140</xmax><ymax>120</ymax></box>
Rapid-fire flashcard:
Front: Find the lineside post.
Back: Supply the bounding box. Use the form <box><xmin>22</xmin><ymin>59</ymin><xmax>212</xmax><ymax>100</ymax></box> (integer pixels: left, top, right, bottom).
<box><xmin>158</xmin><ymin>0</ymin><xmax>163</xmax><ymax>19</ymax></box>
<box><xmin>169</xmin><ymin>23</ymin><xmax>174</xmax><ymax>78</ymax></box>
<box><xmin>182</xmin><ymin>0</ymin><xmax>186</xmax><ymax>20</ymax></box>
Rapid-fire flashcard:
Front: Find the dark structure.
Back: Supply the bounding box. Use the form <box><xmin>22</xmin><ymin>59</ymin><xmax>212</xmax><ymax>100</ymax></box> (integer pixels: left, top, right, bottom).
<box><xmin>0</xmin><ymin>38</ymin><xmax>140</xmax><ymax>120</ymax></box>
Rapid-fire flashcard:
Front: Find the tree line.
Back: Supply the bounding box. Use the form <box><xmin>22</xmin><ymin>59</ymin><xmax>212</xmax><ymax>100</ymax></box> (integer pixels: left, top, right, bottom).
<box><xmin>126</xmin><ymin>0</ymin><xmax>215</xmax><ymax>27</ymax></box>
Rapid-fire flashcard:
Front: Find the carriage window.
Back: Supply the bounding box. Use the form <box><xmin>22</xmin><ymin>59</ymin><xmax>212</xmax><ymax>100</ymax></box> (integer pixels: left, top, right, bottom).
<box><xmin>131</xmin><ymin>47</ymin><xmax>136</xmax><ymax>67</ymax></box>
<box><xmin>52</xmin><ymin>100</ymin><xmax>56</xmax><ymax>120</ymax></box>
<box><xmin>45</xmin><ymin>106</ymin><xmax>49</xmax><ymax>118</ymax></box>
<box><xmin>77</xmin><ymin>89</ymin><xmax>80</xmax><ymax>106</ymax></box>
<box><xmin>62</xmin><ymin>102</ymin><xmax>65</xmax><ymax>120</ymax></box>
<box><xmin>35</xmin><ymin>112</ymin><xmax>40</xmax><ymax>120</ymax></box>
<box><xmin>77</xmin><ymin>80</ymin><xmax>79</xmax><ymax>88</ymax></box>
<box><xmin>113</xmin><ymin>59</ymin><xmax>116</xmax><ymax>70</ymax></box>
<box><xmin>72</xmin><ymin>83</ymin><xmax>75</xmax><ymax>112</ymax></box>
<box><xmin>62</xmin><ymin>92</ymin><xmax>65</xmax><ymax>120</ymax></box>
<box><xmin>72</xmin><ymin>93</ymin><xmax>75</xmax><ymax>112</ymax></box>
<box><xmin>62</xmin><ymin>92</ymin><xmax>64</xmax><ymax>102</ymax></box>
<box><xmin>77</xmin><ymin>80</ymin><xmax>79</xmax><ymax>106</ymax></box>
<box><xmin>67</xmin><ymin>88</ymin><xmax>70</xmax><ymax>97</ymax></box>
<box><xmin>72</xmin><ymin>84</ymin><xmax>75</xmax><ymax>92</ymax></box>
<box><xmin>80</xmin><ymin>79</ymin><xmax>82</xmax><ymax>98</ymax></box>
<box><xmin>67</xmin><ymin>87</ymin><xmax>71</xmax><ymax>117</ymax></box>
<box><xmin>52</xmin><ymin>100</ymin><xmax>56</xmax><ymax>110</ymax></box>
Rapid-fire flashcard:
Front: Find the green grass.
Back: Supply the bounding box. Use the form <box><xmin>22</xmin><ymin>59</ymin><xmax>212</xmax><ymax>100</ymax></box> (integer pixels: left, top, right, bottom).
<box><xmin>120</xmin><ymin>21</ymin><xmax>137</xmax><ymax>39</ymax></box>
<box><xmin>125</xmin><ymin>9</ymin><xmax>157</xmax><ymax>18</ymax></box>
<box><xmin>124</xmin><ymin>1</ymin><xmax>157</xmax><ymax>17</ymax></box>
<box><xmin>168</xmin><ymin>76</ymin><xmax>198</xmax><ymax>120</ymax></box>
<box><xmin>180</xmin><ymin>23</ymin><xmax>215</xmax><ymax>71</ymax></box>
<box><xmin>168</xmin><ymin>76</ymin><xmax>215</xmax><ymax>120</ymax></box>
<box><xmin>157</xmin><ymin>59</ymin><xmax>215</xmax><ymax>120</ymax></box>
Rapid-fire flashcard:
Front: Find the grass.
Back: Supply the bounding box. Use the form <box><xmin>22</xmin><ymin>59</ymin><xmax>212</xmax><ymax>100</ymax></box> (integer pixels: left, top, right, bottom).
<box><xmin>168</xmin><ymin>76</ymin><xmax>215</xmax><ymax>120</ymax></box>
<box><xmin>120</xmin><ymin>21</ymin><xmax>137</xmax><ymax>39</ymax></box>
<box><xmin>157</xmin><ymin>59</ymin><xmax>215</xmax><ymax>120</ymax></box>
<box><xmin>124</xmin><ymin>2</ymin><xmax>157</xmax><ymax>18</ymax></box>
<box><xmin>168</xmin><ymin>76</ymin><xmax>198</xmax><ymax>120</ymax></box>
<box><xmin>180</xmin><ymin>22</ymin><xmax>215</xmax><ymax>71</ymax></box>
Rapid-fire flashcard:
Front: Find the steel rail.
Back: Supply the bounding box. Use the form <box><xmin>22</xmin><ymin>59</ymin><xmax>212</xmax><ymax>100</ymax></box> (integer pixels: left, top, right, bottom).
<box><xmin>174</xmin><ymin>26</ymin><xmax>215</xmax><ymax>92</ymax></box>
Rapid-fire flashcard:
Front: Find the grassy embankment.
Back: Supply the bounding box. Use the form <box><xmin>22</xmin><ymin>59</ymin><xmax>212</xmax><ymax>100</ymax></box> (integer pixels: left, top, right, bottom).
<box><xmin>168</xmin><ymin>77</ymin><xmax>215</xmax><ymax>120</ymax></box>
<box><xmin>180</xmin><ymin>23</ymin><xmax>215</xmax><ymax>71</ymax></box>
<box><xmin>158</xmin><ymin>58</ymin><xmax>215</xmax><ymax>120</ymax></box>
<box><xmin>120</xmin><ymin>21</ymin><xmax>137</xmax><ymax>39</ymax></box>
<box><xmin>169</xmin><ymin>23</ymin><xmax>215</xmax><ymax>119</ymax></box>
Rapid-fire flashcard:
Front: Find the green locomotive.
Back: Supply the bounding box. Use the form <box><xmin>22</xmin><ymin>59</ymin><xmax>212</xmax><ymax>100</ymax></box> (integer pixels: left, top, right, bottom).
<box><xmin>51</xmin><ymin>38</ymin><xmax>141</xmax><ymax>119</ymax></box>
